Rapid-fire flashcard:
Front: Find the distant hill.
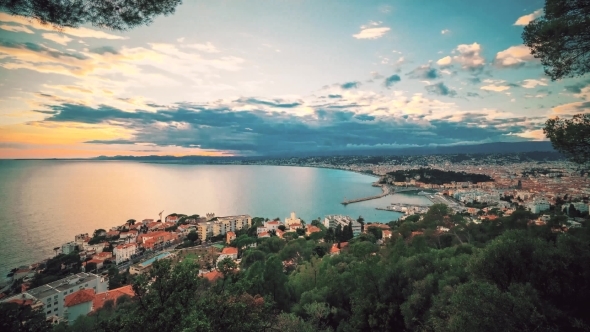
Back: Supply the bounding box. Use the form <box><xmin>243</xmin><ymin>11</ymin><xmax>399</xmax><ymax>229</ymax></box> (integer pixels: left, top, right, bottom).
<box><xmin>91</xmin><ymin>141</ymin><xmax>555</xmax><ymax>161</ymax></box>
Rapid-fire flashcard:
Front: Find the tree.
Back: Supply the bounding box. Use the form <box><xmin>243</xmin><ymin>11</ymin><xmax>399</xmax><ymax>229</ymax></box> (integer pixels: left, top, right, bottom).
<box><xmin>0</xmin><ymin>0</ymin><xmax>183</xmax><ymax>31</ymax></box>
<box><xmin>544</xmin><ymin>114</ymin><xmax>590</xmax><ymax>164</ymax></box>
<box><xmin>187</xmin><ymin>231</ymin><xmax>198</xmax><ymax>243</ymax></box>
<box><xmin>522</xmin><ymin>0</ymin><xmax>590</xmax><ymax>81</ymax></box>
<box><xmin>0</xmin><ymin>302</ymin><xmax>52</xmax><ymax>332</ymax></box>
<box><xmin>53</xmin><ymin>246</ymin><xmax>60</xmax><ymax>257</ymax></box>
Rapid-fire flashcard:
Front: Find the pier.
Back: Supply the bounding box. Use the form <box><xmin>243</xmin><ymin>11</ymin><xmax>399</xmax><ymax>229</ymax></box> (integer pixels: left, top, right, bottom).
<box><xmin>341</xmin><ymin>183</ymin><xmax>392</xmax><ymax>205</ymax></box>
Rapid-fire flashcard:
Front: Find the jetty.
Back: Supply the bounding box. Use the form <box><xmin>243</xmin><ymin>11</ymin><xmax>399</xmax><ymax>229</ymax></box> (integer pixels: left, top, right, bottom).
<box><xmin>341</xmin><ymin>183</ymin><xmax>393</xmax><ymax>205</ymax></box>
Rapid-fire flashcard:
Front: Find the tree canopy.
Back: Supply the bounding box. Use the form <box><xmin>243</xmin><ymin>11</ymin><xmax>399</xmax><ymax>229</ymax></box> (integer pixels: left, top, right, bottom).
<box><xmin>0</xmin><ymin>0</ymin><xmax>183</xmax><ymax>30</ymax></box>
<box><xmin>544</xmin><ymin>113</ymin><xmax>590</xmax><ymax>164</ymax></box>
<box><xmin>522</xmin><ymin>0</ymin><xmax>590</xmax><ymax>81</ymax></box>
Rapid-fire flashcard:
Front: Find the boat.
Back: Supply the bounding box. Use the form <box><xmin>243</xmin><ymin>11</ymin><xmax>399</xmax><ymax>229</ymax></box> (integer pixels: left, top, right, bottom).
<box><xmin>417</xmin><ymin>191</ymin><xmax>429</xmax><ymax>195</ymax></box>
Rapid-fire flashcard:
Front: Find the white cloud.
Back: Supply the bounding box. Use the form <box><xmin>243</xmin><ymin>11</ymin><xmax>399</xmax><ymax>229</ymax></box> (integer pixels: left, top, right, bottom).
<box><xmin>0</xmin><ymin>24</ymin><xmax>33</xmax><ymax>34</ymax></box>
<box><xmin>521</xmin><ymin>79</ymin><xmax>547</xmax><ymax>89</ymax></box>
<box><xmin>436</xmin><ymin>56</ymin><xmax>452</xmax><ymax>66</ymax></box>
<box><xmin>42</xmin><ymin>33</ymin><xmax>73</xmax><ymax>46</ymax></box>
<box><xmin>177</xmin><ymin>37</ymin><xmax>185</xmax><ymax>43</ymax></box>
<box><xmin>183</xmin><ymin>42</ymin><xmax>219</xmax><ymax>53</ymax></box>
<box><xmin>514</xmin><ymin>9</ymin><xmax>543</xmax><ymax>26</ymax></box>
<box><xmin>480</xmin><ymin>85</ymin><xmax>510</xmax><ymax>92</ymax></box>
<box><xmin>494</xmin><ymin>45</ymin><xmax>535</xmax><ymax>67</ymax></box>
<box><xmin>353</xmin><ymin>27</ymin><xmax>390</xmax><ymax>39</ymax></box>
<box><xmin>441</xmin><ymin>29</ymin><xmax>450</xmax><ymax>34</ymax></box>
<box><xmin>452</xmin><ymin>43</ymin><xmax>485</xmax><ymax>70</ymax></box>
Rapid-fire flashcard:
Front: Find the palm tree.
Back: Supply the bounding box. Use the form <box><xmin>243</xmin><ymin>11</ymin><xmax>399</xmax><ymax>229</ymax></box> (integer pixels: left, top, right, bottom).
<box><xmin>53</xmin><ymin>247</ymin><xmax>60</xmax><ymax>257</ymax></box>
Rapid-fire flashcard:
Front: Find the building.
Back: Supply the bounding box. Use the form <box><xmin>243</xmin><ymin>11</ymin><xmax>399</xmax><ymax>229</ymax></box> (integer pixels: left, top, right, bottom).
<box><xmin>217</xmin><ymin>247</ymin><xmax>238</xmax><ymax>265</ymax></box>
<box><xmin>91</xmin><ymin>285</ymin><xmax>135</xmax><ymax>313</ymax></box>
<box><xmin>195</xmin><ymin>215</ymin><xmax>252</xmax><ymax>240</ymax></box>
<box><xmin>572</xmin><ymin>202</ymin><xmax>589</xmax><ymax>213</ymax></box>
<box><xmin>323</xmin><ymin>215</ymin><xmax>362</xmax><ymax>236</ymax></box>
<box><xmin>165</xmin><ymin>215</ymin><xmax>180</xmax><ymax>223</ymax></box>
<box><xmin>226</xmin><ymin>231</ymin><xmax>236</xmax><ymax>244</ymax></box>
<box><xmin>129</xmin><ymin>252</ymin><xmax>174</xmax><ymax>275</ymax></box>
<box><xmin>285</xmin><ymin>212</ymin><xmax>301</xmax><ymax>227</ymax></box>
<box><xmin>114</xmin><ymin>243</ymin><xmax>137</xmax><ymax>265</ymax></box>
<box><xmin>21</xmin><ymin>272</ymin><xmax>108</xmax><ymax>319</ymax></box>
<box><xmin>527</xmin><ymin>201</ymin><xmax>551</xmax><ymax>214</ymax></box>
<box><xmin>64</xmin><ymin>289</ymin><xmax>94</xmax><ymax>324</ymax></box>
<box><xmin>305</xmin><ymin>225</ymin><xmax>321</xmax><ymax>236</ymax></box>
<box><xmin>61</xmin><ymin>242</ymin><xmax>77</xmax><ymax>255</ymax></box>
<box><xmin>264</xmin><ymin>220</ymin><xmax>282</xmax><ymax>232</ymax></box>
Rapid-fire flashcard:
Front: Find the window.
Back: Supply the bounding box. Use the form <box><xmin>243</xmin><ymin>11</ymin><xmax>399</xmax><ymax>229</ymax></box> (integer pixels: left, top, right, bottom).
<box><xmin>85</xmin><ymin>283</ymin><xmax>88</xmax><ymax>287</ymax></box>
<box><xmin>47</xmin><ymin>304</ymin><xmax>51</xmax><ymax>308</ymax></box>
<box><xmin>70</xmin><ymin>289</ymin><xmax>73</xmax><ymax>293</ymax></box>
<box><xmin>54</xmin><ymin>295</ymin><xmax>58</xmax><ymax>299</ymax></box>
<box><xmin>46</xmin><ymin>298</ymin><xmax>51</xmax><ymax>303</ymax></box>
<box><xmin>47</xmin><ymin>311</ymin><xmax>51</xmax><ymax>314</ymax></box>
<box><xmin>54</xmin><ymin>308</ymin><xmax>58</xmax><ymax>312</ymax></box>
<box><xmin>54</xmin><ymin>302</ymin><xmax>57</xmax><ymax>305</ymax></box>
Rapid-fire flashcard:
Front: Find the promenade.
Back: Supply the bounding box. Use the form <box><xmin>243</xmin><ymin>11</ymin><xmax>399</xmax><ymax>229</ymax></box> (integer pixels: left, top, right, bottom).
<box><xmin>341</xmin><ymin>183</ymin><xmax>393</xmax><ymax>205</ymax></box>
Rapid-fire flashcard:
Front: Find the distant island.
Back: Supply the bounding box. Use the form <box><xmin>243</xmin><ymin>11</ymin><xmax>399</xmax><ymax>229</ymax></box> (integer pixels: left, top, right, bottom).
<box><xmin>381</xmin><ymin>168</ymin><xmax>494</xmax><ymax>185</ymax></box>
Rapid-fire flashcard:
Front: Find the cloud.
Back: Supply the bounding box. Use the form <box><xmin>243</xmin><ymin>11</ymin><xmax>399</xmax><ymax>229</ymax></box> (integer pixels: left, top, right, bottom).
<box><xmin>353</xmin><ymin>27</ymin><xmax>390</xmax><ymax>39</ymax></box>
<box><xmin>494</xmin><ymin>45</ymin><xmax>535</xmax><ymax>67</ymax></box>
<box><xmin>514</xmin><ymin>9</ymin><xmax>543</xmax><ymax>26</ymax></box>
<box><xmin>42</xmin><ymin>33</ymin><xmax>73</xmax><ymax>46</ymax></box>
<box><xmin>31</xmin><ymin>95</ymin><xmax>535</xmax><ymax>156</ymax></box>
<box><xmin>341</xmin><ymin>81</ymin><xmax>360</xmax><ymax>89</ymax></box>
<box><xmin>480</xmin><ymin>84</ymin><xmax>510</xmax><ymax>92</ymax></box>
<box><xmin>564</xmin><ymin>78</ymin><xmax>590</xmax><ymax>93</ymax></box>
<box><xmin>183</xmin><ymin>42</ymin><xmax>219</xmax><ymax>53</ymax></box>
<box><xmin>0</xmin><ymin>13</ymin><xmax>126</xmax><ymax>39</ymax></box>
<box><xmin>447</xmin><ymin>43</ymin><xmax>485</xmax><ymax>71</ymax></box>
<box><xmin>0</xmin><ymin>24</ymin><xmax>33</xmax><ymax>34</ymax></box>
<box><xmin>521</xmin><ymin>79</ymin><xmax>547</xmax><ymax>89</ymax></box>
<box><xmin>407</xmin><ymin>64</ymin><xmax>441</xmax><ymax>80</ymax></box>
<box><xmin>436</xmin><ymin>56</ymin><xmax>452</xmax><ymax>67</ymax></box>
<box><xmin>425</xmin><ymin>82</ymin><xmax>456</xmax><ymax>97</ymax></box>
<box><xmin>88</xmin><ymin>46</ymin><xmax>119</xmax><ymax>55</ymax></box>
<box><xmin>441</xmin><ymin>29</ymin><xmax>450</xmax><ymax>34</ymax></box>
<box><xmin>384</xmin><ymin>74</ymin><xmax>401</xmax><ymax>88</ymax></box>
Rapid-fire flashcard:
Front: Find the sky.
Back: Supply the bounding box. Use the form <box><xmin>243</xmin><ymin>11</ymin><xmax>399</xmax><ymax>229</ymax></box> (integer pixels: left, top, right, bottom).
<box><xmin>0</xmin><ymin>0</ymin><xmax>589</xmax><ymax>158</ymax></box>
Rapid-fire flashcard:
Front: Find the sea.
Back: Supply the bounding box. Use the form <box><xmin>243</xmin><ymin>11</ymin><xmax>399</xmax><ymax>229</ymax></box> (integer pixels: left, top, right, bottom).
<box><xmin>0</xmin><ymin>160</ymin><xmax>431</xmax><ymax>279</ymax></box>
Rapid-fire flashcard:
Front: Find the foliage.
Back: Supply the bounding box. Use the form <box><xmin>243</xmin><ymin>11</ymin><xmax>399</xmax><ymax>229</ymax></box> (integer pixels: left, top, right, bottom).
<box><xmin>544</xmin><ymin>113</ymin><xmax>590</xmax><ymax>164</ymax></box>
<box><xmin>0</xmin><ymin>0</ymin><xmax>183</xmax><ymax>31</ymax></box>
<box><xmin>522</xmin><ymin>0</ymin><xmax>590</xmax><ymax>80</ymax></box>
<box><xmin>383</xmin><ymin>168</ymin><xmax>493</xmax><ymax>185</ymax></box>
<box><xmin>0</xmin><ymin>302</ymin><xmax>51</xmax><ymax>332</ymax></box>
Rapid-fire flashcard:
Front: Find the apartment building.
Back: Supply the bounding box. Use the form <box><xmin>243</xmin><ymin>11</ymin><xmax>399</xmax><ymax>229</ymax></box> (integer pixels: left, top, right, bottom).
<box><xmin>323</xmin><ymin>215</ymin><xmax>362</xmax><ymax>236</ymax></box>
<box><xmin>196</xmin><ymin>215</ymin><xmax>252</xmax><ymax>240</ymax></box>
<box><xmin>20</xmin><ymin>272</ymin><xmax>108</xmax><ymax>319</ymax></box>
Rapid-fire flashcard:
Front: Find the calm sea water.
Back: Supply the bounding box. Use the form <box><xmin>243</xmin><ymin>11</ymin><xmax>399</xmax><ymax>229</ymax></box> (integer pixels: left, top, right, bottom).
<box><xmin>0</xmin><ymin>160</ymin><xmax>430</xmax><ymax>279</ymax></box>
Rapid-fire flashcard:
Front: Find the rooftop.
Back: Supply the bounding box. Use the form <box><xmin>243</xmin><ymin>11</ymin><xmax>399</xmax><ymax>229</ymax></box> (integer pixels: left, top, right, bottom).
<box><xmin>64</xmin><ymin>289</ymin><xmax>95</xmax><ymax>307</ymax></box>
<box><xmin>27</xmin><ymin>273</ymin><xmax>102</xmax><ymax>299</ymax></box>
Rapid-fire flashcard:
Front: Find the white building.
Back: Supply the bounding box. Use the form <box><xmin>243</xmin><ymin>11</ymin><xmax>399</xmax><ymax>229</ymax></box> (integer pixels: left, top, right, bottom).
<box><xmin>285</xmin><ymin>212</ymin><xmax>301</xmax><ymax>227</ymax></box>
<box><xmin>323</xmin><ymin>215</ymin><xmax>362</xmax><ymax>236</ymax></box>
<box><xmin>264</xmin><ymin>220</ymin><xmax>282</xmax><ymax>232</ymax></box>
<box><xmin>61</xmin><ymin>242</ymin><xmax>77</xmax><ymax>255</ymax></box>
<box><xmin>527</xmin><ymin>201</ymin><xmax>550</xmax><ymax>214</ymax></box>
<box><xmin>15</xmin><ymin>273</ymin><xmax>108</xmax><ymax>319</ymax></box>
<box><xmin>257</xmin><ymin>226</ymin><xmax>268</xmax><ymax>234</ymax></box>
<box><xmin>114</xmin><ymin>243</ymin><xmax>137</xmax><ymax>265</ymax></box>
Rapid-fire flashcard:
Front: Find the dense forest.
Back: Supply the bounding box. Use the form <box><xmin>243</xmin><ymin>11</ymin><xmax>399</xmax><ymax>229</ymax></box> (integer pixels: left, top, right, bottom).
<box><xmin>3</xmin><ymin>204</ymin><xmax>590</xmax><ymax>332</ymax></box>
<box><xmin>382</xmin><ymin>168</ymin><xmax>494</xmax><ymax>185</ymax></box>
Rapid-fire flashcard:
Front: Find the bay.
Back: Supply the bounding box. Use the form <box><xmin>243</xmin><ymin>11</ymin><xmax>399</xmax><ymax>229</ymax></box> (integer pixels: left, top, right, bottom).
<box><xmin>0</xmin><ymin>160</ymin><xmax>430</xmax><ymax>279</ymax></box>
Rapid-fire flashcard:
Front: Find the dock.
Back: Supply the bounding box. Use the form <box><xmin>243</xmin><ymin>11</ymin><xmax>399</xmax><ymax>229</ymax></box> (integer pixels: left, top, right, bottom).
<box><xmin>341</xmin><ymin>183</ymin><xmax>392</xmax><ymax>205</ymax></box>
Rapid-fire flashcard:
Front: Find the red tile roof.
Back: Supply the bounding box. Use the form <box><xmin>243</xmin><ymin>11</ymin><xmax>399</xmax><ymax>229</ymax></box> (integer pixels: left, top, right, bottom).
<box><xmin>202</xmin><ymin>270</ymin><xmax>223</xmax><ymax>282</ymax></box>
<box><xmin>64</xmin><ymin>289</ymin><xmax>95</xmax><ymax>307</ymax></box>
<box><xmin>221</xmin><ymin>247</ymin><xmax>238</xmax><ymax>255</ymax></box>
<box><xmin>8</xmin><ymin>298</ymin><xmax>34</xmax><ymax>306</ymax></box>
<box><xmin>91</xmin><ymin>285</ymin><xmax>134</xmax><ymax>312</ymax></box>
